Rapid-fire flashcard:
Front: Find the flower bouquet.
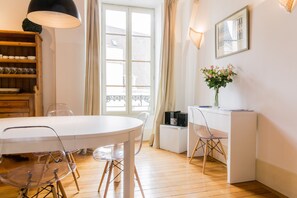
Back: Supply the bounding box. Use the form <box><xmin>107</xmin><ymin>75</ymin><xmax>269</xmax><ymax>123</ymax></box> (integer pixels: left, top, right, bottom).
<box><xmin>201</xmin><ymin>64</ymin><xmax>237</xmax><ymax>107</ymax></box>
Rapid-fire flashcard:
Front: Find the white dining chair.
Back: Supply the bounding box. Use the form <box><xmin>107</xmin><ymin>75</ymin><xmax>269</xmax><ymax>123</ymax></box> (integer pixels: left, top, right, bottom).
<box><xmin>93</xmin><ymin>112</ymin><xmax>149</xmax><ymax>198</ymax></box>
<box><xmin>46</xmin><ymin>103</ymin><xmax>80</xmax><ymax>192</ymax></box>
<box><xmin>0</xmin><ymin>125</ymin><xmax>74</xmax><ymax>198</ymax></box>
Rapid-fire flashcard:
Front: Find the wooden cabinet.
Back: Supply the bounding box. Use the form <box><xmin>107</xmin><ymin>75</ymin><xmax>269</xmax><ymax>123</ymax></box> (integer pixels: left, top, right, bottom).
<box><xmin>0</xmin><ymin>30</ymin><xmax>43</xmax><ymax>117</ymax></box>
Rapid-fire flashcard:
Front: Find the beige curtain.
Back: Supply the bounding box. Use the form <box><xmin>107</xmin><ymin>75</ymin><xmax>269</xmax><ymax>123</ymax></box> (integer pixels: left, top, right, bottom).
<box><xmin>84</xmin><ymin>0</ymin><xmax>100</xmax><ymax>115</ymax></box>
<box><xmin>150</xmin><ymin>0</ymin><xmax>178</xmax><ymax>148</ymax></box>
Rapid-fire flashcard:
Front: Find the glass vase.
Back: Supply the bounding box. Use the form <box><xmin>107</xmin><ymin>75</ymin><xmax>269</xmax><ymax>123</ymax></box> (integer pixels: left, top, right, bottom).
<box><xmin>214</xmin><ymin>88</ymin><xmax>219</xmax><ymax>108</ymax></box>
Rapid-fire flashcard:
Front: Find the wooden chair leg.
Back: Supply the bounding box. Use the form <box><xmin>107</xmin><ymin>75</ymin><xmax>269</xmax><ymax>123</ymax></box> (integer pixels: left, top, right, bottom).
<box><xmin>72</xmin><ymin>170</ymin><xmax>80</xmax><ymax>191</ymax></box>
<box><xmin>36</xmin><ymin>188</ymin><xmax>40</xmax><ymax>198</ymax></box>
<box><xmin>218</xmin><ymin>140</ymin><xmax>227</xmax><ymax>162</ymax></box>
<box><xmin>18</xmin><ymin>189</ymin><xmax>28</xmax><ymax>198</ymax></box>
<box><xmin>66</xmin><ymin>153</ymin><xmax>80</xmax><ymax>192</ymax></box>
<box><xmin>210</xmin><ymin>140</ymin><xmax>214</xmax><ymax>158</ymax></box>
<box><xmin>134</xmin><ymin>166</ymin><xmax>145</xmax><ymax>198</ymax></box>
<box><xmin>70</xmin><ymin>153</ymin><xmax>80</xmax><ymax>178</ymax></box>
<box><xmin>202</xmin><ymin>140</ymin><xmax>209</xmax><ymax>174</ymax></box>
<box><xmin>98</xmin><ymin>161</ymin><xmax>109</xmax><ymax>192</ymax></box>
<box><xmin>57</xmin><ymin>180</ymin><xmax>67</xmax><ymax>198</ymax></box>
<box><xmin>51</xmin><ymin>185</ymin><xmax>58</xmax><ymax>198</ymax></box>
<box><xmin>114</xmin><ymin>160</ymin><xmax>121</xmax><ymax>183</ymax></box>
<box><xmin>103</xmin><ymin>160</ymin><xmax>114</xmax><ymax>198</ymax></box>
<box><xmin>17</xmin><ymin>190</ymin><xmax>23</xmax><ymax>198</ymax></box>
<box><xmin>189</xmin><ymin>138</ymin><xmax>200</xmax><ymax>164</ymax></box>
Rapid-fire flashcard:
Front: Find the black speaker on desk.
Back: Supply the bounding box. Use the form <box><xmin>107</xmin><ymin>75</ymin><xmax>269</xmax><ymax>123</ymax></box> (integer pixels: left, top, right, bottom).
<box><xmin>164</xmin><ymin>111</ymin><xmax>180</xmax><ymax>125</ymax></box>
<box><xmin>177</xmin><ymin>113</ymin><xmax>188</xmax><ymax>127</ymax></box>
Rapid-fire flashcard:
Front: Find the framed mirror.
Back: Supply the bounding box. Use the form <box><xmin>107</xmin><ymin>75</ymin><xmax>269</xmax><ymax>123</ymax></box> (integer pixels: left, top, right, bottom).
<box><xmin>215</xmin><ymin>6</ymin><xmax>249</xmax><ymax>59</ymax></box>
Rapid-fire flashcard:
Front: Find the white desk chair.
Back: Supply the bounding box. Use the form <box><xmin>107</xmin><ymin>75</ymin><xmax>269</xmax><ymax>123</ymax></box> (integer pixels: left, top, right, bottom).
<box><xmin>189</xmin><ymin>107</ymin><xmax>228</xmax><ymax>173</ymax></box>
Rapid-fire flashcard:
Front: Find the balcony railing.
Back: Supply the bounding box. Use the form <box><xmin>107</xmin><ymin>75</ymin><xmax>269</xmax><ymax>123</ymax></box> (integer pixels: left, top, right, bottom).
<box><xmin>106</xmin><ymin>95</ymin><xmax>150</xmax><ymax>103</ymax></box>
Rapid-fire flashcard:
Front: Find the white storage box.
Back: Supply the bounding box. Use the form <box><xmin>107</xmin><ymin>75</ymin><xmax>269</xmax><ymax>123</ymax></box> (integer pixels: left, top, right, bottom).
<box><xmin>160</xmin><ymin>124</ymin><xmax>188</xmax><ymax>153</ymax></box>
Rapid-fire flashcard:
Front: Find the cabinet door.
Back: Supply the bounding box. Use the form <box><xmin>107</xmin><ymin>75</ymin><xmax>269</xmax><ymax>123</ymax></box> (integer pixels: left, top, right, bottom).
<box><xmin>0</xmin><ymin>100</ymin><xmax>29</xmax><ymax>110</ymax></box>
<box><xmin>0</xmin><ymin>94</ymin><xmax>35</xmax><ymax>117</ymax></box>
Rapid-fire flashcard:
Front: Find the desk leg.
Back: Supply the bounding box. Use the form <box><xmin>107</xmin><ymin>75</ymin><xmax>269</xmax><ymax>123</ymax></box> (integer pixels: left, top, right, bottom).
<box><xmin>124</xmin><ymin>131</ymin><xmax>135</xmax><ymax>198</ymax></box>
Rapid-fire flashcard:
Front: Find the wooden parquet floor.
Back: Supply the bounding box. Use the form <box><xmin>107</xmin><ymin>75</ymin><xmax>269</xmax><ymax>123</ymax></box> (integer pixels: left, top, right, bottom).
<box><xmin>0</xmin><ymin>143</ymin><xmax>283</xmax><ymax>198</ymax></box>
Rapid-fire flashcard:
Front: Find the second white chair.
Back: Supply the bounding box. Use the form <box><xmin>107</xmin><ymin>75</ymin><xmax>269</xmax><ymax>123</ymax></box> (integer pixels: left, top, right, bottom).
<box><xmin>93</xmin><ymin>112</ymin><xmax>149</xmax><ymax>198</ymax></box>
<box><xmin>46</xmin><ymin>103</ymin><xmax>80</xmax><ymax>192</ymax></box>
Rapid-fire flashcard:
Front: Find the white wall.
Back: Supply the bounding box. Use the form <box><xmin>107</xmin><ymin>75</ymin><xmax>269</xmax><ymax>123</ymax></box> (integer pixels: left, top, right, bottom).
<box><xmin>176</xmin><ymin>0</ymin><xmax>297</xmax><ymax>196</ymax></box>
<box><xmin>175</xmin><ymin>0</ymin><xmax>198</xmax><ymax>112</ymax></box>
<box><xmin>0</xmin><ymin>0</ymin><xmax>29</xmax><ymax>30</ymax></box>
<box><xmin>55</xmin><ymin>0</ymin><xmax>86</xmax><ymax>115</ymax></box>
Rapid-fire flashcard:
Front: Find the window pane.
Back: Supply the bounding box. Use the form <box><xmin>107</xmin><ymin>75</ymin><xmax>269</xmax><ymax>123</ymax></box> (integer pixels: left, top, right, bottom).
<box><xmin>106</xmin><ymin>10</ymin><xmax>126</xmax><ymax>34</ymax></box>
<box><xmin>106</xmin><ymin>87</ymin><xmax>126</xmax><ymax>112</ymax></box>
<box><xmin>132</xmin><ymin>12</ymin><xmax>151</xmax><ymax>36</ymax></box>
<box><xmin>102</xmin><ymin>5</ymin><xmax>154</xmax><ymax>114</ymax></box>
<box><xmin>132</xmin><ymin>62</ymin><xmax>150</xmax><ymax>86</ymax></box>
<box><xmin>132</xmin><ymin>87</ymin><xmax>150</xmax><ymax>111</ymax></box>
<box><xmin>106</xmin><ymin>61</ymin><xmax>126</xmax><ymax>86</ymax></box>
<box><xmin>132</xmin><ymin>37</ymin><xmax>151</xmax><ymax>61</ymax></box>
<box><xmin>106</xmin><ymin>35</ymin><xmax>126</xmax><ymax>60</ymax></box>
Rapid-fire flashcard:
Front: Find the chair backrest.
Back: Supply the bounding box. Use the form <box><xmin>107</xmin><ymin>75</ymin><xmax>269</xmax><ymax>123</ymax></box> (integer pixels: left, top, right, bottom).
<box><xmin>46</xmin><ymin>103</ymin><xmax>74</xmax><ymax>116</ymax></box>
<box><xmin>190</xmin><ymin>107</ymin><xmax>213</xmax><ymax>138</ymax></box>
<box><xmin>135</xmin><ymin>112</ymin><xmax>149</xmax><ymax>155</ymax></box>
<box><xmin>0</xmin><ymin>126</ymin><xmax>72</xmax><ymax>189</ymax></box>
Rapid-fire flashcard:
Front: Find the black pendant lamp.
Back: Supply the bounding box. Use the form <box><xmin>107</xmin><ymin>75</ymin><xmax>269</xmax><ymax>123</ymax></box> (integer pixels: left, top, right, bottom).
<box><xmin>27</xmin><ymin>0</ymin><xmax>81</xmax><ymax>28</ymax></box>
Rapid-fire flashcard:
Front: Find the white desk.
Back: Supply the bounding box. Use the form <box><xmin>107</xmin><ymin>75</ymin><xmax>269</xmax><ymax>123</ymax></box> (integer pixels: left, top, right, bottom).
<box><xmin>0</xmin><ymin>115</ymin><xmax>143</xmax><ymax>198</ymax></box>
<box><xmin>188</xmin><ymin>106</ymin><xmax>257</xmax><ymax>183</ymax></box>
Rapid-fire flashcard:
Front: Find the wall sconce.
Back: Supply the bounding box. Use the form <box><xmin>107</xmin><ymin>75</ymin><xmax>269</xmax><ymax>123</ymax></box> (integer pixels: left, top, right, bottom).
<box><xmin>279</xmin><ymin>0</ymin><xmax>296</xmax><ymax>12</ymax></box>
<box><xmin>189</xmin><ymin>27</ymin><xmax>203</xmax><ymax>49</ymax></box>
<box><xmin>27</xmin><ymin>0</ymin><xmax>81</xmax><ymax>28</ymax></box>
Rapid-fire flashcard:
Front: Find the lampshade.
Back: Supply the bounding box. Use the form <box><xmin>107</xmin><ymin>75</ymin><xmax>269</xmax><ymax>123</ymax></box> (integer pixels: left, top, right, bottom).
<box><xmin>27</xmin><ymin>0</ymin><xmax>81</xmax><ymax>28</ymax></box>
<box><xmin>189</xmin><ymin>28</ymin><xmax>203</xmax><ymax>49</ymax></box>
<box><xmin>279</xmin><ymin>0</ymin><xmax>296</xmax><ymax>12</ymax></box>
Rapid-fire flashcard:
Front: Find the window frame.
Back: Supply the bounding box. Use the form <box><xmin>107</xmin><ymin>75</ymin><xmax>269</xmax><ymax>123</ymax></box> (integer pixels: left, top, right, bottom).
<box><xmin>101</xmin><ymin>4</ymin><xmax>155</xmax><ymax>115</ymax></box>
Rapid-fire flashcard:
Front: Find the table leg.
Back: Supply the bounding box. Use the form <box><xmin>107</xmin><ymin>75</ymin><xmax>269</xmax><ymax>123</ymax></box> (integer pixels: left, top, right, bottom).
<box><xmin>123</xmin><ymin>130</ymin><xmax>135</xmax><ymax>198</ymax></box>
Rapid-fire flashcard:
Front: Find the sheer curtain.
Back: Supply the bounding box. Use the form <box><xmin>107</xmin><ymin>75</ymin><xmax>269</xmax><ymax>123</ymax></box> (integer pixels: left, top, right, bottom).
<box><xmin>84</xmin><ymin>0</ymin><xmax>100</xmax><ymax>115</ymax></box>
<box><xmin>150</xmin><ymin>0</ymin><xmax>178</xmax><ymax>148</ymax></box>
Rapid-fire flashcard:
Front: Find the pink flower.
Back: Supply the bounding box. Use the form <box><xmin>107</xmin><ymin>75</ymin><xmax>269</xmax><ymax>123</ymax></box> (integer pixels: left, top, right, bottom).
<box><xmin>201</xmin><ymin>64</ymin><xmax>236</xmax><ymax>89</ymax></box>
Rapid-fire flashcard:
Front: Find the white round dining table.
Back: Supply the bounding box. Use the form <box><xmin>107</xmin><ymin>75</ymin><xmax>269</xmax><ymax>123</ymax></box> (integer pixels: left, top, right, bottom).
<box><xmin>0</xmin><ymin>115</ymin><xmax>143</xmax><ymax>198</ymax></box>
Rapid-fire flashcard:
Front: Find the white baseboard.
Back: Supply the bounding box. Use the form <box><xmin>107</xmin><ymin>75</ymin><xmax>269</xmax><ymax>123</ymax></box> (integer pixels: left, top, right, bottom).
<box><xmin>256</xmin><ymin>159</ymin><xmax>294</xmax><ymax>197</ymax></box>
